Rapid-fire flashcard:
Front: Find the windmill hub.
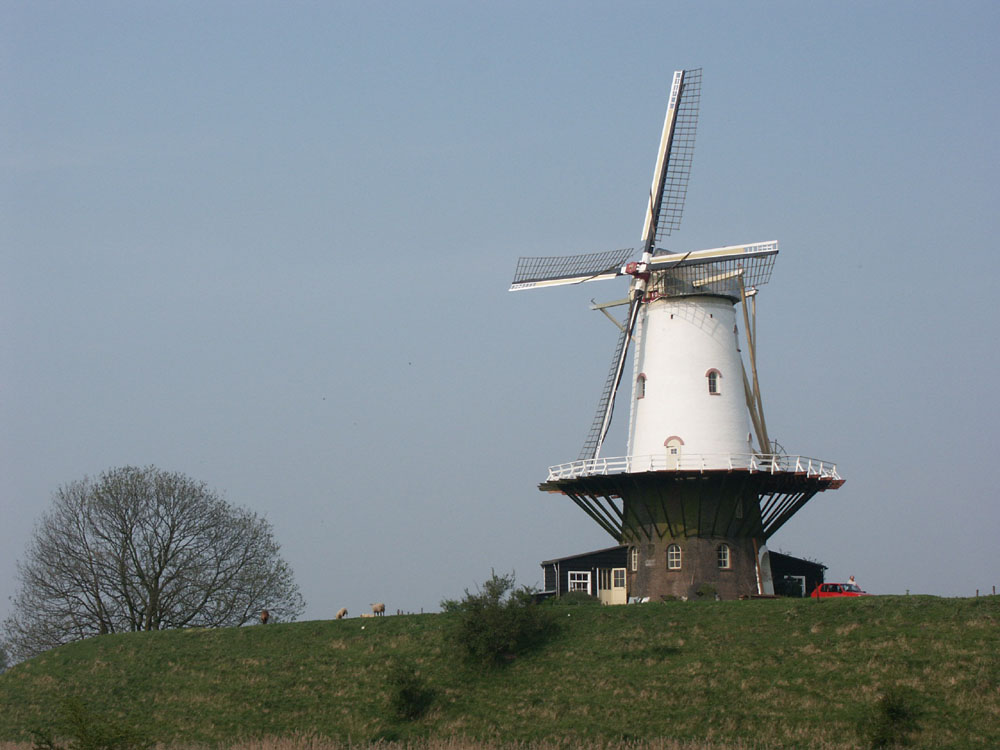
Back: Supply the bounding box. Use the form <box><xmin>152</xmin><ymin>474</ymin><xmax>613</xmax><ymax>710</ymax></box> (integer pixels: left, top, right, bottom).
<box><xmin>508</xmin><ymin>69</ymin><xmax>843</xmax><ymax>602</ymax></box>
<box><xmin>624</xmin><ymin>261</ymin><xmax>650</xmax><ymax>280</ymax></box>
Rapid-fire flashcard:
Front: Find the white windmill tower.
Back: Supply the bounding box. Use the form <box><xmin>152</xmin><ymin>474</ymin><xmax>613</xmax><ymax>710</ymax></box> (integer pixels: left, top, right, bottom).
<box><xmin>510</xmin><ymin>69</ymin><xmax>843</xmax><ymax>600</ymax></box>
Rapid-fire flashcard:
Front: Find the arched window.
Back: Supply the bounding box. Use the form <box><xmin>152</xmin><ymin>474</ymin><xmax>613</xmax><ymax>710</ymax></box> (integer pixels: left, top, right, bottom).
<box><xmin>717</xmin><ymin>543</ymin><xmax>731</xmax><ymax>570</ymax></box>
<box><xmin>636</xmin><ymin>373</ymin><xmax>646</xmax><ymax>399</ymax></box>
<box><xmin>706</xmin><ymin>368</ymin><xmax>721</xmax><ymax>395</ymax></box>
<box><xmin>667</xmin><ymin>544</ymin><xmax>682</xmax><ymax>570</ymax></box>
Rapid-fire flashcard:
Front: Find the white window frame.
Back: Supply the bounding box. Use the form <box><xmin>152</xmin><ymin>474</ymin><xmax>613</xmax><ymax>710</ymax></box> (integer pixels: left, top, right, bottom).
<box><xmin>717</xmin><ymin>543</ymin><xmax>731</xmax><ymax>570</ymax></box>
<box><xmin>568</xmin><ymin>571</ymin><xmax>591</xmax><ymax>594</ymax></box>
<box><xmin>598</xmin><ymin>568</ymin><xmax>611</xmax><ymax>591</ymax></box>
<box><xmin>667</xmin><ymin>544</ymin><xmax>682</xmax><ymax>570</ymax></box>
<box><xmin>630</xmin><ymin>547</ymin><xmax>638</xmax><ymax>572</ymax></box>
<box><xmin>707</xmin><ymin>369</ymin><xmax>720</xmax><ymax>395</ymax></box>
<box><xmin>613</xmin><ymin>568</ymin><xmax>626</xmax><ymax>588</ymax></box>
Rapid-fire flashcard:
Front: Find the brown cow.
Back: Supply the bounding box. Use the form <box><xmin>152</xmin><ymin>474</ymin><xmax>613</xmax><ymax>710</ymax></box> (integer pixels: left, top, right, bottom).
<box><xmin>261</xmin><ymin>609</ymin><xmax>270</xmax><ymax>625</ymax></box>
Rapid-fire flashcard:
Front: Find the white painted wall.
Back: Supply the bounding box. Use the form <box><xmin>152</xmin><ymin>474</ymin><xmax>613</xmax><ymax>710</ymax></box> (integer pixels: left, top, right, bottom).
<box><xmin>627</xmin><ymin>294</ymin><xmax>752</xmax><ymax>466</ymax></box>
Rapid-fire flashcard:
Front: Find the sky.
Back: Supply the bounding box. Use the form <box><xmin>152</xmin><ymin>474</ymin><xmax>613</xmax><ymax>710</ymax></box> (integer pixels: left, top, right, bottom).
<box><xmin>2</xmin><ymin>1</ymin><xmax>999</xmax><ymax>627</ymax></box>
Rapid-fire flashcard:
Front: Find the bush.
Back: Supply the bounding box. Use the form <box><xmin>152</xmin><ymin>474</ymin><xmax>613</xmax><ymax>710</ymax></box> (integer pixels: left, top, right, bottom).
<box><xmin>695</xmin><ymin>583</ymin><xmax>717</xmax><ymax>598</ymax></box>
<box><xmin>441</xmin><ymin>571</ymin><xmax>556</xmax><ymax>668</ymax></box>
<box><xmin>31</xmin><ymin>698</ymin><xmax>153</xmax><ymax>750</ymax></box>
<box><xmin>548</xmin><ymin>590</ymin><xmax>601</xmax><ymax>606</ymax></box>
<box><xmin>858</xmin><ymin>688</ymin><xmax>921</xmax><ymax>748</ymax></box>
<box><xmin>387</xmin><ymin>660</ymin><xmax>435</xmax><ymax>720</ymax></box>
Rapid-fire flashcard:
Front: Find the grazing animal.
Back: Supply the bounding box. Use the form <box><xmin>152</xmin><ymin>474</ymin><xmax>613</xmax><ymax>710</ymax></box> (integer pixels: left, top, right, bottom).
<box><xmin>336</xmin><ymin>607</ymin><xmax>348</xmax><ymax>620</ymax></box>
<box><xmin>260</xmin><ymin>609</ymin><xmax>270</xmax><ymax>625</ymax></box>
<box><xmin>371</xmin><ymin>602</ymin><xmax>385</xmax><ymax>617</ymax></box>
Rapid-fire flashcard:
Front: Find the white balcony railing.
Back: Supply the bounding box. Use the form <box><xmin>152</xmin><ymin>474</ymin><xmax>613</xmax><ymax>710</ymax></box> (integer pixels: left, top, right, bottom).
<box><xmin>545</xmin><ymin>453</ymin><xmax>841</xmax><ymax>482</ymax></box>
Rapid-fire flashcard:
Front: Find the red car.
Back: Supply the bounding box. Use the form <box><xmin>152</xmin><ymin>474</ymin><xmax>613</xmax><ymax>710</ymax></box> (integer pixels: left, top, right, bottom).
<box><xmin>811</xmin><ymin>582</ymin><xmax>868</xmax><ymax>598</ymax></box>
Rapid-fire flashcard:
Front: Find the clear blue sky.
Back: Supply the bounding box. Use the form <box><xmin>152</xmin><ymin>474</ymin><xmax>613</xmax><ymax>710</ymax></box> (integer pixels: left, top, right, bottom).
<box><xmin>3</xmin><ymin>1</ymin><xmax>998</xmax><ymax>624</ymax></box>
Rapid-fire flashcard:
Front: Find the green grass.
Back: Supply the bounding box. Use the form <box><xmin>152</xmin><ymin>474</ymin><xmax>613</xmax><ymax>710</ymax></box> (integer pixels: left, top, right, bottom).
<box><xmin>0</xmin><ymin>596</ymin><xmax>997</xmax><ymax>749</ymax></box>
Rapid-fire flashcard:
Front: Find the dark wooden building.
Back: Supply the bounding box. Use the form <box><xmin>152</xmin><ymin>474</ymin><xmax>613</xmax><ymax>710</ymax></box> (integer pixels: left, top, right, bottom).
<box><xmin>541</xmin><ymin>545</ymin><xmax>824</xmax><ymax>601</ymax></box>
<box><xmin>768</xmin><ymin>551</ymin><xmax>826</xmax><ymax>597</ymax></box>
<box><xmin>540</xmin><ymin>546</ymin><xmax>629</xmax><ymax>604</ymax></box>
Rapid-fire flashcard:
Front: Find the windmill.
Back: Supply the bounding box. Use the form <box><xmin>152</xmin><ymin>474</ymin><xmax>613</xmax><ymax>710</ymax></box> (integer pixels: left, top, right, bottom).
<box><xmin>509</xmin><ymin>69</ymin><xmax>843</xmax><ymax>600</ymax></box>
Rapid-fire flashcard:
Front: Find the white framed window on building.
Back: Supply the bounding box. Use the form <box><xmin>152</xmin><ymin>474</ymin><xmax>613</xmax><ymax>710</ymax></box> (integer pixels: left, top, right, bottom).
<box><xmin>717</xmin><ymin>543</ymin><xmax>731</xmax><ymax>570</ymax></box>
<box><xmin>706</xmin><ymin>368</ymin><xmax>721</xmax><ymax>395</ymax></box>
<box><xmin>667</xmin><ymin>544</ymin><xmax>682</xmax><ymax>570</ymax></box>
<box><xmin>613</xmin><ymin>568</ymin><xmax>626</xmax><ymax>589</ymax></box>
<box><xmin>630</xmin><ymin>547</ymin><xmax>638</xmax><ymax>571</ymax></box>
<box><xmin>568</xmin><ymin>571</ymin><xmax>591</xmax><ymax>594</ymax></box>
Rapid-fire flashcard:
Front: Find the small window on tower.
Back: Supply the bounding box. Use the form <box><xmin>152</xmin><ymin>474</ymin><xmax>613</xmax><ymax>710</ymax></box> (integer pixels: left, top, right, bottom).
<box><xmin>667</xmin><ymin>544</ymin><xmax>682</xmax><ymax>570</ymax></box>
<box><xmin>630</xmin><ymin>547</ymin><xmax>638</xmax><ymax>571</ymax></box>
<box><xmin>636</xmin><ymin>373</ymin><xmax>646</xmax><ymax>399</ymax></box>
<box><xmin>717</xmin><ymin>543</ymin><xmax>731</xmax><ymax>570</ymax></box>
<box><xmin>706</xmin><ymin>369</ymin><xmax>721</xmax><ymax>395</ymax></box>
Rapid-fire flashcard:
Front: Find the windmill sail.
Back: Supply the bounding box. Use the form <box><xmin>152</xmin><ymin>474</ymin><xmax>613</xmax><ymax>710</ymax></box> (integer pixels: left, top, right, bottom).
<box><xmin>641</xmin><ymin>68</ymin><xmax>701</xmax><ymax>253</ymax></box>
<box><xmin>578</xmin><ymin>293</ymin><xmax>642</xmax><ymax>460</ymax></box>
<box><xmin>509</xmin><ymin>248</ymin><xmax>634</xmax><ymax>291</ymax></box>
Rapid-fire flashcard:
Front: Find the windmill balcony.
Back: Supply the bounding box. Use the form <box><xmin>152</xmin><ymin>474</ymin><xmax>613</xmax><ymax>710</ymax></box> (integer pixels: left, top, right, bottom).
<box><xmin>546</xmin><ymin>453</ymin><xmax>841</xmax><ymax>482</ymax></box>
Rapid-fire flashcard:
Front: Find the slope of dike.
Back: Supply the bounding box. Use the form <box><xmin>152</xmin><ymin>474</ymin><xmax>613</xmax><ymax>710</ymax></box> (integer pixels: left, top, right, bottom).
<box><xmin>0</xmin><ymin>596</ymin><xmax>997</xmax><ymax>749</ymax></box>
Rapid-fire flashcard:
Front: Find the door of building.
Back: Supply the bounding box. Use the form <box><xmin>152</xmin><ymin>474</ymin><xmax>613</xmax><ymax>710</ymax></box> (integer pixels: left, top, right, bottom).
<box><xmin>598</xmin><ymin>567</ymin><xmax>628</xmax><ymax>605</ymax></box>
<box><xmin>665</xmin><ymin>437</ymin><xmax>683</xmax><ymax>469</ymax></box>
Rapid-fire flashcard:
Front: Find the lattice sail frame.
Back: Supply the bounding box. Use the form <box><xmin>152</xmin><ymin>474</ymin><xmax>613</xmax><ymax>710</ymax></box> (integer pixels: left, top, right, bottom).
<box><xmin>510</xmin><ymin>248</ymin><xmax>634</xmax><ymax>290</ymax></box>
<box><xmin>652</xmin><ymin>68</ymin><xmax>701</xmax><ymax>243</ymax></box>
<box><xmin>646</xmin><ymin>252</ymin><xmax>776</xmax><ymax>299</ymax></box>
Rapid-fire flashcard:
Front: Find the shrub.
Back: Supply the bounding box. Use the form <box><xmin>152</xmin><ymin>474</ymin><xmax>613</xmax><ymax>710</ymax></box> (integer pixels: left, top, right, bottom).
<box><xmin>858</xmin><ymin>688</ymin><xmax>921</xmax><ymax>748</ymax></box>
<box><xmin>695</xmin><ymin>583</ymin><xmax>717</xmax><ymax>598</ymax></box>
<box><xmin>387</xmin><ymin>660</ymin><xmax>435</xmax><ymax>720</ymax></box>
<box><xmin>549</xmin><ymin>591</ymin><xmax>601</xmax><ymax>606</ymax></box>
<box><xmin>441</xmin><ymin>571</ymin><xmax>556</xmax><ymax>668</ymax></box>
<box><xmin>31</xmin><ymin>697</ymin><xmax>153</xmax><ymax>750</ymax></box>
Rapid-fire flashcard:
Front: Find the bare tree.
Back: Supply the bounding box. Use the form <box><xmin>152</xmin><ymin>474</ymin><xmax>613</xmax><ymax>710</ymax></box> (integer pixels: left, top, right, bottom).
<box><xmin>2</xmin><ymin>466</ymin><xmax>305</xmax><ymax>662</ymax></box>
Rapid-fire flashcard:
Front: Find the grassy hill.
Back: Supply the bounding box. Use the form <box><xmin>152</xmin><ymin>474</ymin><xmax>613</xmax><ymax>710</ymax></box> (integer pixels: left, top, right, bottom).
<box><xmin>0</xmin><ymin>595</ymin><xmax>997</xmax><ymax>749</ymax></box>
